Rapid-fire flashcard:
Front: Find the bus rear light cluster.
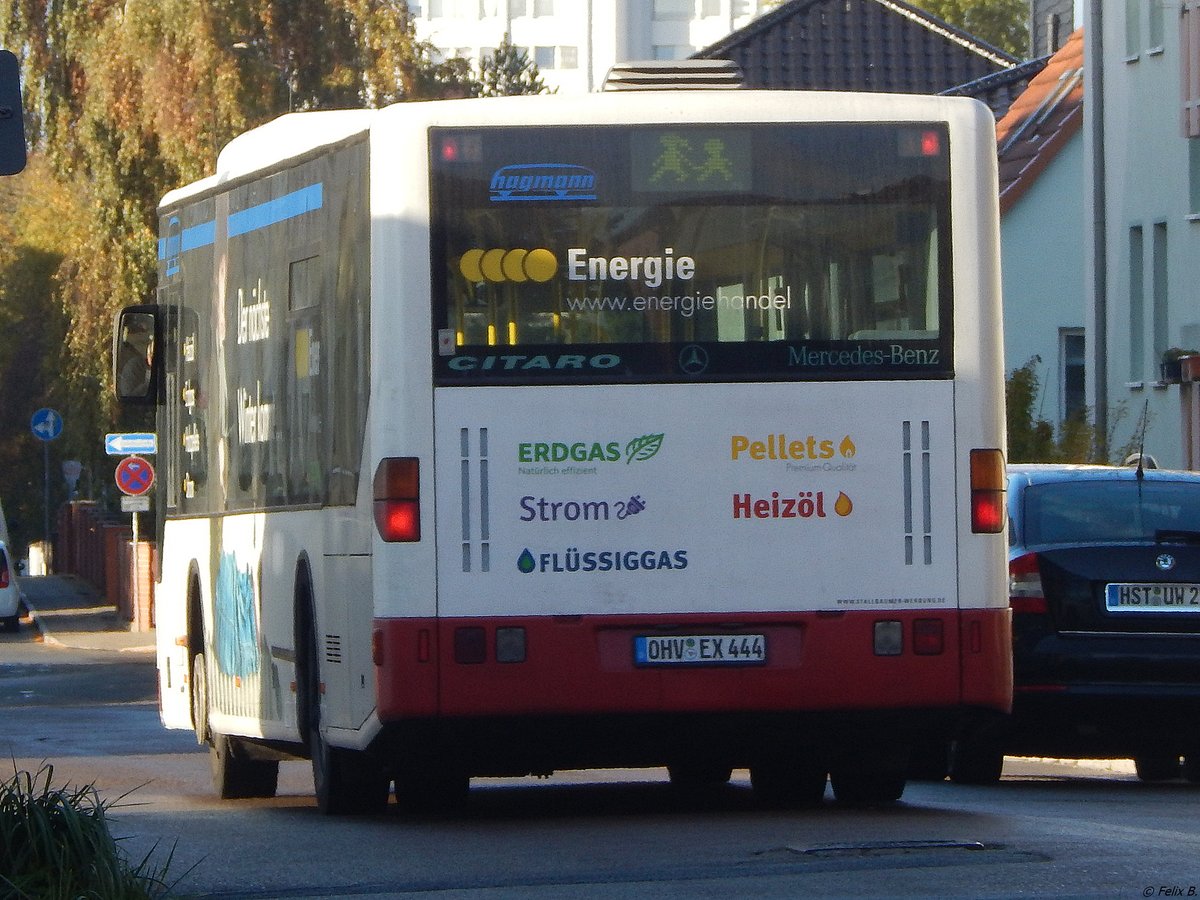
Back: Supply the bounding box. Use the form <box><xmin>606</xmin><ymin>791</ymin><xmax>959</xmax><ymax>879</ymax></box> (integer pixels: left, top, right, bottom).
<box><xmin>1009</xmin><ymin>551</ymin><xmax>1048</xmax><ymax>614</ymax></box>
<box><xmin>874</xmin><ymin>619</ymin><xmax>945</xmax><ymax>656</ymax></box>
<box><xmin>0</xmin><ymin>556</ymin><xmax>8</xmax><ymax>589</ymax></box>
<box><xmin>373</xmin><ymin>457</ymin><xmax>420</xmax><ymax>542</ymax></box>
<box><xmin>969</xmin><ymin>448</ymin><xmax>1006</xmax><ymax>534</ymax></box>
<box><xmin>453</xmin><ymin>625</ymin><xmax>526</xmax><ymax>664</ymax></box>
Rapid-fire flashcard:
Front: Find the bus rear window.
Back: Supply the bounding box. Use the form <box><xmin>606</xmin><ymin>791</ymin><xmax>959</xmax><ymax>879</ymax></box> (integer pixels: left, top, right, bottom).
<box><xmin>430</xmin><ymin>123</ymin><xmax>952</xmax><ymax>385</ymax></box>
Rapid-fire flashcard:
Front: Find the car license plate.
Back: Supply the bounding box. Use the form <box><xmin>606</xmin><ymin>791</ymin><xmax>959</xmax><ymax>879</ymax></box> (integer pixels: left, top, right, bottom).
<box><xmin>633</xmin><ymin>634</ymin><xmax>766</xmax><ymax>666</ymax></box>
<box><xmin>1105</xmin><ymin>583</ymin><xmax>1200</xmax><ymax>612</ymax></box>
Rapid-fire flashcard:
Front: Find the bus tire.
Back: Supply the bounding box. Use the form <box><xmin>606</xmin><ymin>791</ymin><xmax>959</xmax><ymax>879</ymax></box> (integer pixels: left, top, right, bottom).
<box><xmin>394</xmin><ymin>765</ymin><xmax>469</xmax><ymax>813</ymax></box>
<box><xmin>194</xmin><ymin>651</ymin><xmax>279</xmax><ymax>799</ymax></box>
<box><xmin>667</xmin><ymin>760</ymin><xmax>733</xmax><ymax>790</ymax></box>
<box><xmin>948</xmin><ymin>738</ymin><xmax>1005</xmax><ymax>785</ymax></box>
<box><xmin>829</xmin><ymin>764</ymin><xmax>906</xmax><ymax>805</ymax></box>
<box><xmin>749</xmin><ymin>758</ymin><xmax>827</xmax><ymax>807</ymax></box>
<box><xmin>300</xmin><ymin>606</ymin><xmax>388</xmax><ymax>815</ymax></box>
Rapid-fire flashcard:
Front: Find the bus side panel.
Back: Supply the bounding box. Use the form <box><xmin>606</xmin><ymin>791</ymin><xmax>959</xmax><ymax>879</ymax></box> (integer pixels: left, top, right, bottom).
<box><xmin>960</xmin><ymin>607</ymin><xmax>1013</xmax><ymax>712</ymax></box>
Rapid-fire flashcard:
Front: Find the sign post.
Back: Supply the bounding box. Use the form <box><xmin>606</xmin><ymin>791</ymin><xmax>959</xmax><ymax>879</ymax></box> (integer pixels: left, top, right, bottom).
<box><xmin>30</xmin><ymin>407</ymin><xmax>62</xmax><ymax>551</ymax></box>
<box><xmin>115</xmin><ymin>455</ymin><xmax>155</xmax><ymax>630</ymax></box>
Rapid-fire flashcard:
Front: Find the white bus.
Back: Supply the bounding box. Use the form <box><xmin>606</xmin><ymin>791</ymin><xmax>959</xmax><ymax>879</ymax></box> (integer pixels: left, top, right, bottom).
<box><xmin>116</xmin><ymin>83</ymin><xmax>1010</xmax><ymax>813</ymax></box>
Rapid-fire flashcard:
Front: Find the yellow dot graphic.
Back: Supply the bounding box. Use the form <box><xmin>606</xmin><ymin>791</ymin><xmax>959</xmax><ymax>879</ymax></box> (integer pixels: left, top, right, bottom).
<box><xmin>502</xmin><ymin>249</ymin><xmax>529</xmax><ymax>282</ymax></box>
<box><xmin>480</xmin><ymin>248</ymin><xmax>507</xmax><ymax>283</ymax></box>
<box><xmin>523</xmin><ymin>248</ymin><xmax>558</xmax><ymax>283</ymax></box>
<box><xmin>458</xmin><ymin>249</ymin><xmax>484</xmax><ymax>282</ymax></box>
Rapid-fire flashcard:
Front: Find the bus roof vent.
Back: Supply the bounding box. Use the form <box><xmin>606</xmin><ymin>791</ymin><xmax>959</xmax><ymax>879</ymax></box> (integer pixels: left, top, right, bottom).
<box><xmin>602</xmin><ymin>59</ymin><xmax>744</xmax><ymax>92</ymax></box>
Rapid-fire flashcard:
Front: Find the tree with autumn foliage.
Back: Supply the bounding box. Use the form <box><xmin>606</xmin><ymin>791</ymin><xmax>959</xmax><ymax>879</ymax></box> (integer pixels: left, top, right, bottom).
<box><xmin>0</xmin><ymin>0</ymin><xmax>539</xmax><ymax>552</ymax></box>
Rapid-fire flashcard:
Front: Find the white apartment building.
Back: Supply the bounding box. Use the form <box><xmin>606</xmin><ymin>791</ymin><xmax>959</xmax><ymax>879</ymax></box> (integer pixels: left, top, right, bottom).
<box><xmin>410</xmin><ymin>0</ymin><xmax>777</xmax><ymax>94</ymax></box>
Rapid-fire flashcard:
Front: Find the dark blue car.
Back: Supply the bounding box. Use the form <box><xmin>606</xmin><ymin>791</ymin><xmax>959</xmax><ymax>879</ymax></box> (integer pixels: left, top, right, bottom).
<box><xmin>949</xmin><ymin>463</ymin><xmax>1200</xmax><ymax>783</ymax></box>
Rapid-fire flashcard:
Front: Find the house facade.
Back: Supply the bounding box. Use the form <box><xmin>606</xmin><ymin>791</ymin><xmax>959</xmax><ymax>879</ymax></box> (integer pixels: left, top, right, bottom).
<box><xmin>1085</xmin><ymin>2</ymin><xmax>1200</xmax><ymax>468</ymax></box>
<box><xmin>996</xmin><ymin>28</ymin><xmax>1086</xmax><ymax>433</ymax></box>
<box><xmin>409</xmin><ymin>0</ymin><xmax>777</xmax><ymax>94</ymax></box>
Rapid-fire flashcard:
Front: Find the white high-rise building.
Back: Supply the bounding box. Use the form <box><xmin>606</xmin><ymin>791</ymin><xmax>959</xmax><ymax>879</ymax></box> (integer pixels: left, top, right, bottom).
<box><xmin>410</xmin><ymin>0</ymin><xmax>776</xmax><ymax>94</ymax></box>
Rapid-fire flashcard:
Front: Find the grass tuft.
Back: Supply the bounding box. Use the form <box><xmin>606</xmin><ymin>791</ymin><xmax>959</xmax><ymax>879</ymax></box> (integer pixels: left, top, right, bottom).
<box><xmin>0</xmin><ymin>762</ymin><xmax>175</xmax><ymax>899</ymax></box>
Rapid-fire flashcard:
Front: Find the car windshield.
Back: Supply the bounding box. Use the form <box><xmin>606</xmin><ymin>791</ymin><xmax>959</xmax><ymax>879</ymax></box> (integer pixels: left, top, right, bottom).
<box><xmin>1021</xmin><ymin>479</ymin><xmax>1200</xmax><ymax>545</ymax></box>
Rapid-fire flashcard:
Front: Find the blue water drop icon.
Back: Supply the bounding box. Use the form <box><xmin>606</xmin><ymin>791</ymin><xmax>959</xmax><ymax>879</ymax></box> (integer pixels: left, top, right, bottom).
<box><xmin>517</xmin><ymin>549</ymin><xmax>536</xmax><ymax>574</ymax></box>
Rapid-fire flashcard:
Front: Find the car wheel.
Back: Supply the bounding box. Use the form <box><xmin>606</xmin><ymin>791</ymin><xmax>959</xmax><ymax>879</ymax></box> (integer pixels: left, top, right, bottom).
<box><xmin>1134</xmin><ymin>754</ymin><xmax>1181</xmax><ymax>782</ymax></box>
<box><xmin>1181</xmin><ymin>753</ymin><xmax>1200</xmax><ymax>783</ymax></box>
<box><xmin>948</xmin><ymin>739</ymin><xmax>1004</xmax><ymax>785</ymax></box>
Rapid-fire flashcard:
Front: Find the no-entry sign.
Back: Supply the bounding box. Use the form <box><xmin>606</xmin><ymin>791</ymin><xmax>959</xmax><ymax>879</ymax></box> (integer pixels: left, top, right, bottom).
<box><xmin>115</xmin><ymin>455</ymin><xmax>155</xmax><ymax>496</ymax></box>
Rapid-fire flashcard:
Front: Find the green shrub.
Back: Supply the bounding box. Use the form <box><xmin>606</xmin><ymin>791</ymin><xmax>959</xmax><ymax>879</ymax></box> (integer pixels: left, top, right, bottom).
<box><xmin>0</xmin><ymin>763</ymin><xmax>173</xmax><ymax>899</ymax></box>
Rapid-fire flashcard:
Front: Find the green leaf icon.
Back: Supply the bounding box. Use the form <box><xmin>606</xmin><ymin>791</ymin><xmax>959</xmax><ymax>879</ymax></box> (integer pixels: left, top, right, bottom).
<box><xmin>625</xmin><ymin>433</ymin><xmax>664</xmax><ymax>463</ymax></box>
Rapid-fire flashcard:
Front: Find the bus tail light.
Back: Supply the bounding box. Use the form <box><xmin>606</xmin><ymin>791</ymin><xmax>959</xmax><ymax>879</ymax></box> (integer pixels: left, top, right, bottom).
<box><xmin>912</xmin><ymin>618</ymin><xmax>944</xmax><ymax>655</ymax></box>
<box><xmin>970</xmin><ymin>448</ymin><xmax>1006</xmax><ymax>534</ymax></box>
<box><xmin>1009</xmin><ymin>551</ymin><xmax>1047</xmax><ymax>614</ymax></box>
<box><xmin>373</xmin><ymin>457</ymin><xmax>420</xmax><ymax>542</ymax></box>
<box><xmin>0</xmin><ymin>554</ymin><xmax>8</xmax><ymax>589</ymax></box>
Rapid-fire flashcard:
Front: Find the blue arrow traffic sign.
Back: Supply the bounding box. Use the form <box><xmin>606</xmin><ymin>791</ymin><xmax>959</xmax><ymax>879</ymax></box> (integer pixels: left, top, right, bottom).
<box><xmin>30</xmin><ymin>408</ymin><xmax>63</xmax><ymax>442</ymax></box>
<box><xmin>105</xmin><ymin>432</ymin><xmax>157</xmax><ymax>456</ymax></box>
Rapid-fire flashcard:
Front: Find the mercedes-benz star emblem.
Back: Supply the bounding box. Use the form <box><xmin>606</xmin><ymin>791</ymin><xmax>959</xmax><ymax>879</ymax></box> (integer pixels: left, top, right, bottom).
<box><xmin>679</xmin><ymin>344</ymin><xmax>709</xmax><ymax>376</ymax></box>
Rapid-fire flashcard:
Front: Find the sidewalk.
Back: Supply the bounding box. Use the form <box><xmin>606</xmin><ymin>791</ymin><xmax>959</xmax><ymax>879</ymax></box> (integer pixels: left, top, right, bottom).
<box><xmin>19</xmin><ymin>573</ymin><xmax>156</xmax><ymax>654</ymax></box>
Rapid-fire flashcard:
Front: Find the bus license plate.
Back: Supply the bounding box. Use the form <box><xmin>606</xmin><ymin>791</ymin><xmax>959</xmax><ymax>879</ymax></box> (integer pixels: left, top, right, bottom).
<box><xmin>1105</xmin><ymin>583</ymin><xmax>1200</xmax><ymax>612</ymax></box>
<box><xmin>634</xmin><ymin>634</ymin><xmax>766</xmax><ymax>666</ymax></box>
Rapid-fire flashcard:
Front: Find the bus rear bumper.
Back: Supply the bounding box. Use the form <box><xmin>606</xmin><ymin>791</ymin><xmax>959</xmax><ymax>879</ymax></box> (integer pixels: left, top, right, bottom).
<box><xmin>373</xmin><ymin>608</ymin><xmax>1012</xmax><ymax>720</ymax></box>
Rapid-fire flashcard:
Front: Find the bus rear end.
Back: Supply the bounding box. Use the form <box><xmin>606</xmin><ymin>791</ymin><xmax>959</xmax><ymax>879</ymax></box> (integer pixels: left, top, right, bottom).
<box><xmin>371</xmin><ymin>92</ymin><xmax>1010</xmax><ymax>804</ymax></box>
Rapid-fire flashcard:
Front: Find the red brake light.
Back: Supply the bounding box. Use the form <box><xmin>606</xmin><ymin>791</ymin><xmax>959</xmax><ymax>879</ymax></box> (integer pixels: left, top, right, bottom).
<box><xmin>1009</xmin><ymin>551</ymin><xmax>1047</xmax><ymax>614</ymax></box>
<box><xmin>913</xmin><ymin>618</ymin><xmax>944</xmax><ymax>655</ymax></box>
<box><xmin>970</xmin><ymin>448</ymin><xmax>1006</xmax><ymax>534</ymax></box>
<box><xmin>373</xmin><ymin>457</ymin><xmax>420</xmax><ymax>542</ymax></box>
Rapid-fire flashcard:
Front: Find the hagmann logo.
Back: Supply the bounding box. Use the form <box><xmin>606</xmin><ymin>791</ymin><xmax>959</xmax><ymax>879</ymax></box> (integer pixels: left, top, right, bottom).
<box><xmin>490</xmin><ymin>164</ymin><xmax>597</xmax><ymax>202</ymax></box>
<box><xmin>517</xmin><ymin>547</ymin><xmax>688</xmax><ymax>574</ymax></box>
<box><xmin>518</xmin><ymin>433</ymin><xmax>664</xmax><ymax>465</ymax></box>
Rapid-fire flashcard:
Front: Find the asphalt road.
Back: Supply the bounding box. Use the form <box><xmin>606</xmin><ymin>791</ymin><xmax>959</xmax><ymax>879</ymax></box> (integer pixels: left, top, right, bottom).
<box><xmin>2</xmin><ymin>578</ymin><xmax>1197</xmax><ymax>899</ymax></box>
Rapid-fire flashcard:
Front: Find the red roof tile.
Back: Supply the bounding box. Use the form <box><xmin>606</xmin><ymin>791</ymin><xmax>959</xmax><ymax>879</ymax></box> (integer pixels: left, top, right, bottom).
<box><xmin>995</xmin><ymin>28</ymin><xmax>1085</xmax><ymax>214</ymax></box>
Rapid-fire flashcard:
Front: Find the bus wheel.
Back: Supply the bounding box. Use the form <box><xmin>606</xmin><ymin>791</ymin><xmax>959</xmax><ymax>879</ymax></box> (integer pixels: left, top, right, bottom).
<box><xmin>667</xmin><ymin>760</ymin><xmax>733</xmax><ymax>790</ymax></box>
<box><xmin>750</xmin><ymin>757</ymin><xmax>827</xmax><ymax>807</ymax></box>
<box><xmin>829</xmin><ymin>763</ymin><xmax>906</xmax><ymax>805</ymax></box>
<box><xmin>302</xmin><ymin>624</ymin><xmax>389</xmax><ymax>815</ymax></box>
<box><xmin>948</xmin><ymin>738</ymin><xmax>1005</xmax><ymax>785</ymax></box>
<box><xmin>394</xmin><ymin>762</ymin><xmax>469</xmax><ymax>813</ymax></box>
<box><xmin>194</xmin><ymin>652</ymin><xmax>279</xmax><ymax>799</ymax></box>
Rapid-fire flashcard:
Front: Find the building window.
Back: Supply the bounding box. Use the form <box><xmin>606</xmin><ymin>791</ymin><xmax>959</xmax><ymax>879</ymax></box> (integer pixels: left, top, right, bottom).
<box><xmin>654</xmin><ymin>0</ymin><xmax>693</xmax><ymax>21</ymax></box>
<box><xmin>1129</xmin><ymin>225</ymin><xmax>1144</xmax><ymax>381</ymax></box>
<box><xmin>559</xmin><ymin>46</ymin><xmax>578</xmax><ymax>69</ymax></box>
<box><xmin>533</xmin><ymin>0</ymin><xmax>553</xmax><ymax>15</ymax></box>
<box><xmin>1125</xmin><ymin>0</ymin><xmax>1140</xmax><ymax>59</ymax></box>
<box><xmin>429</xmin><ymin>0</ymin><xmax>444</xmax><ymax>16</ymax></box>
<box><xmin>1190</xmin><ymin>140</ymin><xmax>1200</xmax><ymax>214</ymax></box>
<box><xmin>534</xmin><ymin>46</ymin><xmax>555</xmax><ymax>69</ymax></box>
<box><xmin>1149</xmin><ymin>0</ymin><xmax>1164</xmax><ymax>51</ymax></box>
<box><xmin>1060</xmin><ymin>329</ymin><xmax>1086</xmax><ymax>423</ymax></box>
<box><xmin>509</xmin><ymin>0</ymin><xmax>526</xmax><ymax>15</ymax></box>
<box><xmin>1183</xmin><ymin>3</ymin><xmax>1200</xmax><ymax>136</ymax></box>
<box><xmin>1153</xmin><ymin>222</ymin><xmax>1169</xmax><ymax>369</ymax></box>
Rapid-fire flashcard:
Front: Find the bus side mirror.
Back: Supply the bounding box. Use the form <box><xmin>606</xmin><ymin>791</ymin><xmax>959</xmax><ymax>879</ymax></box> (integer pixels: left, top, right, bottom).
<box><xmin>0</xmin><ymin>49</ymin><xmax>26</xmax><ymax>177</ymax></box>
<box><xmin>113</xmin><ymin>306</ymin><xmax>161</xmax><ymax>405</ymax></box>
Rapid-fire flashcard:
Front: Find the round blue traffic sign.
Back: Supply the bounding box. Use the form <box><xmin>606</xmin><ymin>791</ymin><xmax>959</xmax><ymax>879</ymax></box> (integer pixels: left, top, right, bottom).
<box><xmin>30</xmin><ymin>407</ymin><xmax>63</xmax><ymax>442</ymax></box>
